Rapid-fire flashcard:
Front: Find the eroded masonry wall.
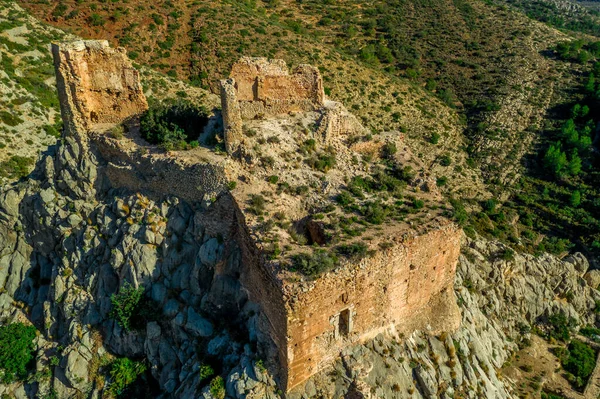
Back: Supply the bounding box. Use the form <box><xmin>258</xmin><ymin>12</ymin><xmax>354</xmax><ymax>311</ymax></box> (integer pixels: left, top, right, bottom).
<box><xmin>52</xmin><ymin>40</ymin><xmax>148</xmax><ymax>132</ymax></box>
<box><xmin>285</xmin><ymin>224</ymin><xmax>463</xmax><ymax>390</ymax></box>
<box><xmin>225</xmin><ymin>57</ymin><xmax>324</xmax><ymax>119</ymax></box>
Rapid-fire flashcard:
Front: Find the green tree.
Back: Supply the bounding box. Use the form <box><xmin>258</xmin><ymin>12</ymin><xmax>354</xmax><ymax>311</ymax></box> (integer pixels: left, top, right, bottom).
<box><xmin>568</xmin><ymin>149</ymin><xmax>582</xmax><ymax>176</ymax></box>
<box><xmin>561</xmin><ymin>119</ymin><xmax>579</xmax><ymax>146</ymax></box>
<box><xmin>570</xmin><ymin>190</ymin><xmax>581</xmax><ymax>207</ymax></box>
<box><xmin>0</xmin><ymin>323</ymin><xmax>37</xmax><ymax>383</ymax></box>
<box><xmin>543</xmin><ymin>143</ymin><xmax>567</xmax><ymax>177</ymax></box>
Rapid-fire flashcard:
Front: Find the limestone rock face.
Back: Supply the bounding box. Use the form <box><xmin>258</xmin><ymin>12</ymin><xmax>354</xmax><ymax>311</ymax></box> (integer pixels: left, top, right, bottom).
<box><xmin>51</xmin><ymin>40</ymin><xmax>148</xmax><ymax>135</ymax></box>
<box><xmin>585</xmin><ymin>270</ymin><xmax>600</xmax><ymax>289</ymax></box>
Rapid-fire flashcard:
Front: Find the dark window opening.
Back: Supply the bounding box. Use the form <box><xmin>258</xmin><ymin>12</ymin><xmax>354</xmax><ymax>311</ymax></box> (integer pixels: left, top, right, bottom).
<box><xmin>339</xmin><ymin>309</ymin><xmax>351</xmax><ymax>336</ymax></box>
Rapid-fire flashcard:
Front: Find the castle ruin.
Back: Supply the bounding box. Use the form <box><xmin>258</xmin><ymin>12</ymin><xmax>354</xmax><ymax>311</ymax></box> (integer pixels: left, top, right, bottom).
<box><xmin>52</xmin><ymin>40</ymin><xmax>461</xmax><ymax>393</ymax></box>
<box><xmin>51</xmin><ymin>40</ymin><xmax>148</xmax><ymax>135</ymax></box>
<box><xmin>220</xmin><ymin>57</ymin><xmax>325</xmax><ymax>153</ymax></box>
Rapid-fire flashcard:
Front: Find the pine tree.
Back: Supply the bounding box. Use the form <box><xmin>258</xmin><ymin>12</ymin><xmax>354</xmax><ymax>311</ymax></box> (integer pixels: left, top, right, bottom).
<box><xmin>543</xmin><ymin>143</ymin><xmax>568</xmax><ymax>177</ymax></box>
<box><xmin>570</xmin><ymin>190</ymin><xmax>581</xmax><ymax>207</ymax></box>
<box><xmin>585</xmin><ymin>73</ymin><xmax>596</xmax><ymax>94</ymax></box>
<box><xmin>568</xmin><ymin>149</ymin><xmax>582</xmax><ymax>176</ymax></box>
<box><xmin>561</xmin><ymin>119</ymin><xmax>579</xmax><ymax>147</ymax></box>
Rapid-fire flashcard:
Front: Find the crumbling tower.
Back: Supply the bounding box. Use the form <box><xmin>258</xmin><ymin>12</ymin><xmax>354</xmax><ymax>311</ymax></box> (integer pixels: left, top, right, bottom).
<box><xmin>52</xmin><ymin>40</ymin><xmax>148</xmax><ymax>138</ymax></box>
<box><xmin>220</xmin><ymin>57</ymin><xmax>325</xmax><ymax>153</ymax></box>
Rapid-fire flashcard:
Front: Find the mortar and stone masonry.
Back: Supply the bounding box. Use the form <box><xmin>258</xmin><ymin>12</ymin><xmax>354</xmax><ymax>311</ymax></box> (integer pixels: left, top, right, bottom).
<box><xmin>51</xmin><ymin>39</ymin><xmax>462</xmax><ymax>392</ymax></box>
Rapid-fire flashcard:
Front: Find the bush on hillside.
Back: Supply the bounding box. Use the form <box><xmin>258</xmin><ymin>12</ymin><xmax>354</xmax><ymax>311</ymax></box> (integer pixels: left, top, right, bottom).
<box><xmin>561</xmin><ymin>339</ymin><xmax>596</xmax><ymax>389</ymax></box>
<box><xmin>0</xmin><ymin>323</ymin><xmax>37</xmax><ymax>383</ymax></box>
<box><xmin>140</xmin><ymin>101</ymin><xmax>208</xmax><ymax>151</ymax></box>
<box><xmin>109</xmin><ymin>282</ymin><xmax>156</xmax><ymax>331</ymax></box>
<box><xmin>109</xmin><ymin>357</ymin><xmax>147</xmax><ymax>396</ymax></box>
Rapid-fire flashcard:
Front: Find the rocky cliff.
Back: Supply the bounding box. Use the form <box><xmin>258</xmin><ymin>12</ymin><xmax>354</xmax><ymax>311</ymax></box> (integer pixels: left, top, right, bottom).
<box><xmin>1</xmin><ymin>134</ymin><xmax>598</xmax><ymax>398</ymax></box>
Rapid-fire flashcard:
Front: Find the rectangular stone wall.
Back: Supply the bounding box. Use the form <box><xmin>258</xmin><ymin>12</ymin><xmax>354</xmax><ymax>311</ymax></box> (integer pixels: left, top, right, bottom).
<box><xmin>52</xmin><ymin>40</ymin><xmax>147</xmax><ymax>132</ymax></box>
<box><xmin>228</xmin><ymin>57</ymin><xmax>324</xmax><ymax>119</ymax></box>
<box><xmin>235</xmin><ymin>234</ymin><xmax>291</xmax><ymax>387</ymax></box>
<box><xmin>284</xmin><ymin>224</ymin><xmax>462</xmax><ymax>390</ymax></box>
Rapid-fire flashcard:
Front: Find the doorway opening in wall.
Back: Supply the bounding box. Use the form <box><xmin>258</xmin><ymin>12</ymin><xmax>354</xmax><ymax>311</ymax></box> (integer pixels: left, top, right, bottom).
<box><xmin>339</xmin><ymin>309</ymin><xmax>351</xmax><ymax>336</ymax></box>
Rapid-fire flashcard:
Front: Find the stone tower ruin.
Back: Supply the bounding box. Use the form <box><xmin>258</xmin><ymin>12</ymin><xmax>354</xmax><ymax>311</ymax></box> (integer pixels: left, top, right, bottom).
<box><xmin>220</xmin><ymin>57</ymin><xmax>325</xmax><ymax>153</ymax></box>
<box><xmin>52</xmin><ymin>40</ymin><xmax>148</xmax><ymax>137</ymax></box>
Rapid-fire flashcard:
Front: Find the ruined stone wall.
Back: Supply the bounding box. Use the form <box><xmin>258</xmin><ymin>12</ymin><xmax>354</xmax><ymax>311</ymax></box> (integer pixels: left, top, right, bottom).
<box><xmin>315</xmin><ymin>101</ymin><xmax>368</xmax><ymax>143</ymax></box>
<box><xmin>284</xmin><ymin>224</ymin><xmax>462</xmax><ymax>390</ymax></box>
<box><xmin>52</xmin><ymin>40</ymin><xmax>148</xmax><ymax>134</ymax></box>
<box><xmin>219</xmin><ymin>79</ymin><xmax>243</xmax><ymax>154</ymax></box>
<box><xmin>232</xmin><ymin>58</ymin><xmax>324</xmax><ymax>119</ymax></box>
<box><xmin>91</xmin><ymin>133</ymin><xmax>226</xmax><ymax>204</ymax></box>
<box><xmin>219</xmin><ymin>58</ymin><xmax>325</xmax><ymax>154</ymax></box>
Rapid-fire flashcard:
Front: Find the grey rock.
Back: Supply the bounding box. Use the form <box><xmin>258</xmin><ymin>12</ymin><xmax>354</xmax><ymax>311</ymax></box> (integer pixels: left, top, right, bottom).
<box><xmin>152</xmin><ymin>282</ymin><xmax>168</xmax><ymax>305</ymax></box>
<box><xmin>199</xmin><ymin>238</ymin><xmax>223</xmax><ymax>268</ymax></box>
<box><xmin>63</xmin><ymin>348</ymin><xmax>89</xmax><ymax>391</ymax></box>
<box><xmin>585</xmin><ymin>270</ymin><xmax>600</xmax><ymax>290</ymax></box>
<box><xmin>185</xmin><ymin>307</ymin><xmax>213</xmax><ymax>337</ymax></box>
<box><xmin>208</xmin><ymin>332</ymin><xmax>230</xmax><ymax>356</ymax></box>
<box><xmin>565</xmin><ymin>252</ymin><xmax>589</xmax><ymax>275</ymax></box>
<box><xmin>40</xmin><ymin>188</ymin><xmax>56</xmax><ymax>204</ymax></box>
<box><xmin>67</xmin><ymin>214</ymin><xmax>82</xmax><ymax>227</ymax></box>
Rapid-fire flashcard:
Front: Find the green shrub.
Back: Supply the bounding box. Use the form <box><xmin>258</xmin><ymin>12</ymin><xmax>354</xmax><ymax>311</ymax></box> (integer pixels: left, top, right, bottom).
<box><xmin>381</xmin><ymin>142</ymin><xmax>397</xmax><ymax>159</ymax></box>
<box><xmin>267</xmin><ymin>175</ymin><xmax>279</xmax><ymax>184</ymax></box>
<box><xmin>361</xmin><ymin>201</ymin><xmax>388</xmax><ymax>224</ymax></box>
<box><xmin>430</xmin><ymin>132</ymin><xmax>440</xmax><ymax>144</ymax></box>
<box><xmin>0</xmin><ymin>110</ymin><xmax>24</xmax><ymax>127</ymax></box>
<box><xmin>248</xmin><ymin>194</ymin><xmax>266</xmax><ymax>215</ymax></box>
<box><xmin>209</xmin><ymin>376</ymin><xmax>226</xmax><ymax>399</ymax></box>
<box><xmin>140</xmin><ymin>101</ymin><xmax>208</xmax><ymax>150</ymax></box>
<box><xmin>0</xmin><ymin>323</ymin><xmax>37</xmax><ymax>383</ymax></box>
<box><xmin>546</xmin><ymin>313</ymin><xmax>575</xmax><ymax>342</ymax></box>
<box><xmin>482</xmin><ymin>199</ymin><xmax>497</xmax><ymax>213</ymax></box>
<box><xmin>109</xmin><ymin>282</ymin><xmax>154</xmax><ymax>331</ymax></box>
<box><xmin>335</xmin><ymin>242</ymin><xmax>370</xmax><ymax>259</ymax></box>
<box><xmin>500</xmin><ymin>248</ymin><xmax>514</xmax><ymax>261</ymax></box>
<box><xmin>541</xmin><ymin>393</ymin><xmax>566</xmax><ymax>399</ymax></box>
<box><xmin>43</xmin><ymin>124</ymin><xmax>61</xmax><ymax>138</ymax></box>
<box><xmin>307</xmin><ymin>152</ymin><xmax>336</xmax><ymax>172</ymax></box>
<box><xmin>562</xmin><ymin>339</ymin><xmax>596</xmax><ymax>389</ymax></box>
<box><xmin>89</xmin><ymin>13</ymin><xmax>105</xmax><ymax>26</ymax></box>
<box><xmin>439</xmin><ymin>154</ymin><xmax>452</xmax><ymax>166</ymax></box>
<box><xmin>580</xmin><ymin>326</ymin><xmax>600</xmax><ymax>340</ymax></box>
<box><xmin>199</xmin><ymin>363</ymin><xmax>214</xmax><ymax>383</ymax></box>
<box><xmin>109</xmin><ymin>357</ymin><xmax>147</xmax><ymax>396</ymax></box>
<box><xmin>0</xmin><ymin>156</ymin><xmax>34</xmax><ymax>180</ymax></box>
<box><xmin>336</xmin><ymin>191</ymin><xmax>354</xmax><ymax>206</ymax></box>
<box><xmin>291</xmin><ymin>249</ymin><xmax>338</xmax><ymax>277</ymax></box>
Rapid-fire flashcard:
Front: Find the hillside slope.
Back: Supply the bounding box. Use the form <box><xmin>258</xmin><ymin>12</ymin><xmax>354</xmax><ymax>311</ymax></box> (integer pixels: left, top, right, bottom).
<box><xmin>15</xmin><ymin>0</ymin><xmax>571</xmax><ymax>200</ymax></box>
